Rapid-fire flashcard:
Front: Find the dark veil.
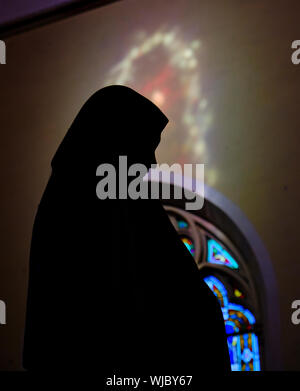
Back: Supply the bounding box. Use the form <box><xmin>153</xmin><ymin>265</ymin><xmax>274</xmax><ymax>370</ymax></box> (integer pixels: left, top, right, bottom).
<box><xmin>23</xmin><ymin>85</ymin><xmax>230</xmax><ymax>374</ymax></box>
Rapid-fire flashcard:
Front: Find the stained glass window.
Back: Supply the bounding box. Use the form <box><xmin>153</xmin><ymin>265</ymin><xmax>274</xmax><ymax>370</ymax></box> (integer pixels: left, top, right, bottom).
<box><xmin>227</xmin><ymin>333</ymin><xmax>260</xmax><ymax>371</ymax></box>
<box><xmin>204</xmin><ymin>276</ymin><xmax>229</xmax><ymax>321</ymax></box>
<box><xmin>177</xmin><ymin>220</ymin><xmax>188</xmax><ymax>229</ymax></box>
<box><xmin>207</xmin><ymin>239</ymin><xmax>239</xmax><ymax>270</ymax></box>
<box><xmin>166</xmin><ymin>206</ymin><xmax>262</xmax><ymax>371</ymax></box>
<box><xmin>204</xmin><ymin>275</ymin><xmax>260</xmax><ymax>371</ymax></box>
<box><xmin>181</xmin><ymin>236</ymin><xmax>195</xmax><ymax>257</ymax></box>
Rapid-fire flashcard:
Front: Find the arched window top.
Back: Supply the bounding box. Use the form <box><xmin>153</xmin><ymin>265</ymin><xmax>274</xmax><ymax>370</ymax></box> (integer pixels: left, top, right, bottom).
<box><xmin>164</xmin><ymin>204</ymin><xmax>262</xmax><ymax>371</ymax></box>
<box><xmin>144</xmin><ymin>172</ymin><xmax>281</xmax><ymax>370</ymax></box>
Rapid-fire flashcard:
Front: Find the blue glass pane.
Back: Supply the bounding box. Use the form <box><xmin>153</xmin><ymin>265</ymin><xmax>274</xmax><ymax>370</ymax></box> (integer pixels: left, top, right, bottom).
<box><xmin>228</xmin><ymin>303</ymin><xmax>256</xmax><ymax>327</ymax></box>
<box><xmin>204</xmin><ymin>275</ymin><xmax>261</xmax><ymax>371</ymax></box>
<box><xmin>181</xmin><ymin>237</ymin><xmax>195</xmax><ymax>256</ymax></box>
<box><xmin>227</xmin><ymin>333</ymin><xmax>261</xmax><ymax>371</ymax></box>
<box><xmin>204</xmin><ymin>276</ymin><xmax>229</xmax><ymax>320</ymax></box>
<box><xmin>207</xmin><ymin>239</ymin><xmax>239</xmax><ymax>269</ymax></box>
<box><xmin>177</xmin><ymin>220</ymin><xmax>188</xmax><ymax>229</ymax></box>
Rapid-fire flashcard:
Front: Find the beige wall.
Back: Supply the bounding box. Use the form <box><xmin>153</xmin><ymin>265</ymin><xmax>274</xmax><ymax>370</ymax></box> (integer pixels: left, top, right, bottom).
<box><xmin>0</xmin><ymin>0</ymin><xmax>300</xmax><ymax>370</ymax></box>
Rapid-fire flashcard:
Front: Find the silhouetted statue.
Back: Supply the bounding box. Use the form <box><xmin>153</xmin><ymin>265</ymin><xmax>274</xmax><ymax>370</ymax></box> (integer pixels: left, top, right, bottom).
<box><xmin>23</xmin><ymin>85</ymin><xmax>230</xmax><ymax>375</ymax></box>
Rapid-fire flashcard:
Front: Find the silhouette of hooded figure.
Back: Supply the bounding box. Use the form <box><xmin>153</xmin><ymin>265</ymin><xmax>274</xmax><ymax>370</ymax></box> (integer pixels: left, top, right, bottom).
<box><xmin>23</xmin><ymin>85</ymin><xmax>230</xmax><ymax>374</ymax></box>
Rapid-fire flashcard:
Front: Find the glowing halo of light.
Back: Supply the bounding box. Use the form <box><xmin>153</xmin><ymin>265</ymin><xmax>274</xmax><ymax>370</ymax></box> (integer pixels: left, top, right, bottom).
<box><xmin>104</xmin><ymin>27</ymin><xmax>217</xmax><ymax>186</ymax></box>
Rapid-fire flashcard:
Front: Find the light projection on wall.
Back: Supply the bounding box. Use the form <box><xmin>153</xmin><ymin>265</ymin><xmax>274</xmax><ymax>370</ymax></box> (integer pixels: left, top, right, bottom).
<box><xmin>165</xmin><ymin>205</ymin><xmax>262</xmax><ymax>371</ymax></box>
<box><xmin>104</xmin><ymin>27</ymin><xmax>217</xmax><ymax>185</ymax></box>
